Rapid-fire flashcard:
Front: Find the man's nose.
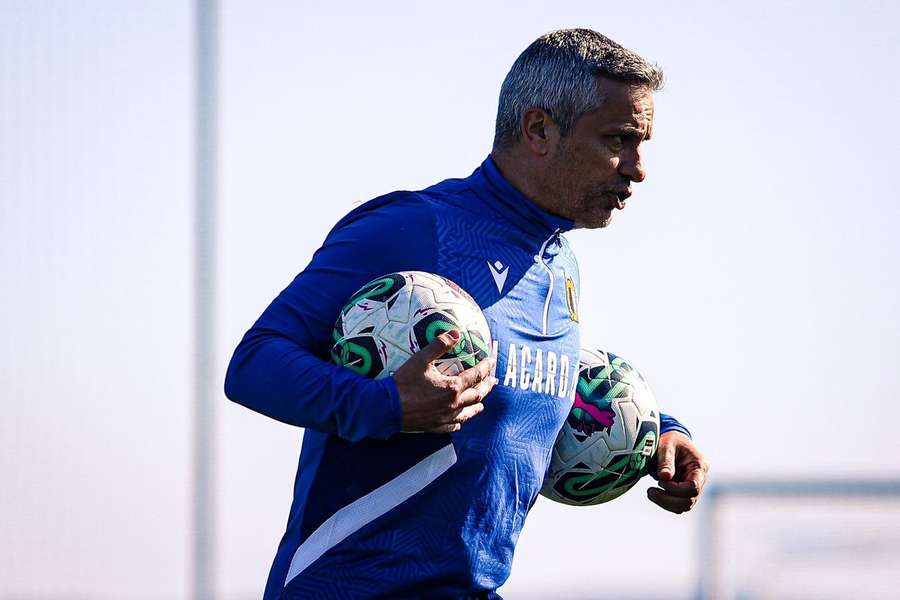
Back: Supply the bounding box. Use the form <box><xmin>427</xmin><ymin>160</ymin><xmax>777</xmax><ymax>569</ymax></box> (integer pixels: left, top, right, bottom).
<box><xmin>618</xmin><ymin>152</ymin><xmax>646</xmax><ymax>183</ymax></box>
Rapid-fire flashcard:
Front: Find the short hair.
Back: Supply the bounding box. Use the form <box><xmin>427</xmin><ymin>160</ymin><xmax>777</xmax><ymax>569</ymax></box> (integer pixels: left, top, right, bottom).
<box><xmin>493</xmin><ymin>29</ymin><xmax>664</xmax><ymax>150</ymax></box>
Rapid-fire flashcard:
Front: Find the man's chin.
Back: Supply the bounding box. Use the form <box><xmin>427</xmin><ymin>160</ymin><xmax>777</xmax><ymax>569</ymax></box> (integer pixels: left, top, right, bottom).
<box><xmin>576</xmin><ymin>209</ymin><xmax>614</xmax><ymax>229</ymax></box>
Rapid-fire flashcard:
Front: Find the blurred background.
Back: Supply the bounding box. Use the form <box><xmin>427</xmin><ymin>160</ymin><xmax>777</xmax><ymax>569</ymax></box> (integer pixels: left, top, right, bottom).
<box><xmin>2</xmin><ymin>1</ymin><xmax>898</xmax><ymax>598</ymax></box>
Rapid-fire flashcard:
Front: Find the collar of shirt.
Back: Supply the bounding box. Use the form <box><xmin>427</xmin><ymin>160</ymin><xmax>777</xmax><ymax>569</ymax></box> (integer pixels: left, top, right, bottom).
<box><xmin>466</xmin><ymin>155</ymin><xmax>575</xmax><ymax>238</ymax></box>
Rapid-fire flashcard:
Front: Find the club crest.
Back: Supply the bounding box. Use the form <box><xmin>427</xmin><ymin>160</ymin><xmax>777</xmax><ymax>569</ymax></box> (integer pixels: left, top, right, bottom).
<box><xmin>565</xmin><ymin>275</ymin><xmax>578</xmax><ymax>322</ymax></box>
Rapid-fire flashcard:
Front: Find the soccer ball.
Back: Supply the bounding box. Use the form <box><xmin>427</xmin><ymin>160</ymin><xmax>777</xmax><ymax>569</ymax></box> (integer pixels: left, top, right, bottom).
<box><xmin>330</xmin><ymin>271</ymin><xmax>492</xmax><ymax>378</ymax></box>
<box><xmin>540</xmin><ymin>348</ymin><xmax>660</xmax><ymax>506</ymax></box>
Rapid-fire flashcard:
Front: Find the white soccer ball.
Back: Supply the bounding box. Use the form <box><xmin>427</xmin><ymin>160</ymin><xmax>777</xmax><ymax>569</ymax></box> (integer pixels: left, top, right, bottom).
<box><xmin>330</xmin><ymin>271</ymin><xmax>492</xmax><ymax>378</ymax></box>
<box><xmin>540</xmin><ymin>348</ymin><xmax>660</xmax><ymax>506</ymax></box>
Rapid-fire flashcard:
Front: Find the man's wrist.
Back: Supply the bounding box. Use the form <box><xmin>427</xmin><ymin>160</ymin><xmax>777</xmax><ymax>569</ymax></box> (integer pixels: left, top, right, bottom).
<box><xmin>660</xmin><ymin>421</ymin><xmax>692</xmax><ymax>440</ymax></box>
<box><xmin>373</xmin><ymin>376</ymin><xmax>404</xmax><ymax>438</ymax></box>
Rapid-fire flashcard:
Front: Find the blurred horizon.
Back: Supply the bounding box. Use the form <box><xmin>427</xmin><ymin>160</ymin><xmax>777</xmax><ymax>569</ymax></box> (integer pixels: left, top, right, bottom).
<box><xmin>2</xmin><ymin>1</ymin><xmax>899</xmax><ymax>598</ymax></box>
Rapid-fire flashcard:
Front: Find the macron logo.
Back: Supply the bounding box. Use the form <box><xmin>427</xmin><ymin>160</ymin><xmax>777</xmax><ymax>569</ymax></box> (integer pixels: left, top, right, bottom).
<box><xmin>487</xmin><ymin>260</ymin><xmax>509</xmax><ymax>294</ymax></box>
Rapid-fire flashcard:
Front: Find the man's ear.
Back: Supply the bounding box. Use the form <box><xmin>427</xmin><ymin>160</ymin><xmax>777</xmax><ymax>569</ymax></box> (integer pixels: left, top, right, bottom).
<box><xmin>520</xmin><ymin>108</ymin><xmax>559</xmax><ymax>156</ymax></box>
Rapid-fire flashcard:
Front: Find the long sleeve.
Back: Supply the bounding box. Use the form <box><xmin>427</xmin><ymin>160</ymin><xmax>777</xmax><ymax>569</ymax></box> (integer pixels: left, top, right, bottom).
<box><xmin>659</xmin><ymin>412</ymin><xmax>691</xmax><ymax>438</ymax></box>
<box><xmin>224</xmin><ymin>192</ymin><xmax>436</xmax><ymax>442</ymax></box>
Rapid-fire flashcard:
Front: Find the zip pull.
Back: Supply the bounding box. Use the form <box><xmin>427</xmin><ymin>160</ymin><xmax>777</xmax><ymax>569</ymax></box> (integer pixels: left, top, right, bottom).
<box><xmin>537</xmin><ymin>228</ymin><xmax>561</xmax><ymax>335</ymax></box>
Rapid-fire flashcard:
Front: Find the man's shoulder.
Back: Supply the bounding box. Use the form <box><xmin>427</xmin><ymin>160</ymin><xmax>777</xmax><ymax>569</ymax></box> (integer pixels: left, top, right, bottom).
<box><xmin>332</xmin><ymin>190</ymin><xmax>432</xmax><ymax>232</ymax></box>
<box><xmin>421</xmin><ymin>174</ymin><xmax>472</xmax><ymax>198</ymax></box>
<box><xmin>333</xmin><ymin>175</ymin><xmax>479</xmax><ymax>232</ymax></box>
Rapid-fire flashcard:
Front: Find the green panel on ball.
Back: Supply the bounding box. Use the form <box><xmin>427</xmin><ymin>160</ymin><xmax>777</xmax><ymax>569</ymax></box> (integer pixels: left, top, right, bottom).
<box><xmin>330</xmin><ymin>335</ymin><xmax>384</xmax><ymax>379</ymax></box>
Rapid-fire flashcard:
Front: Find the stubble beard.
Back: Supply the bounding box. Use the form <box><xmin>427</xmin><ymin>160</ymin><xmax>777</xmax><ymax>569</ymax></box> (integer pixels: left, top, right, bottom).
<box><xmin>573</xmin><ymin>191</ymin><xmax>616</xmax><ymax>229</ymax></box>
<box><xmin>575</xmin><ymin>212</ymin><xmax>613</xmax><ymax>229</ymax></box>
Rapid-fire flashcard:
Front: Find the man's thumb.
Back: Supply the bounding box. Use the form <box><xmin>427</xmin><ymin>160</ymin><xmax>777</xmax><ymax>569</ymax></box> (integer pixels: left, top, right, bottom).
<box><xmin>419</xmin><ymin>329</ymin><xmax>461</xmax><ymax>363</ymax></box>
<box><xmin>657</xmin><ymin>441</ymin><xmax>675</xmax><ymax>482</ymax></box>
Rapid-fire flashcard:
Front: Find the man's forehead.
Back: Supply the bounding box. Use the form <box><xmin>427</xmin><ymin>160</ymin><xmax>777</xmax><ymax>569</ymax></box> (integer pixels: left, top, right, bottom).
<box><xmin>606</xmin><ymin>79</ymin><xmax>652</xmax><ymax>109</ymax></box>
<box><xmin>630</xmin><ymin>91</ymin><xmax>654</xmax><ymax>134</ymax></box>
<box><xmin>591</xmin><ymin>80</ymin><xmax>654</xmax><ymax>129</ymax></box>
<box><xmin>630</xmin><ymin>90</ymin><xmax>654</xmax><ymax>116</ymax></box>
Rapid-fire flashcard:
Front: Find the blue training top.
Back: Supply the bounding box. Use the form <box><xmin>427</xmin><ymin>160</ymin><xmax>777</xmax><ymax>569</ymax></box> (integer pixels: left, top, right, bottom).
<box><xmin>225</xmin><ymin>157</ymin><xmax>691</xmax><ymax>599</ymax></box>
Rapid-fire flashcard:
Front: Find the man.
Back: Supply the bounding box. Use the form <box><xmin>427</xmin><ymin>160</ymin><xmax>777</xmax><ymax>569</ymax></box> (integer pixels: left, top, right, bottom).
<box><xmin>225</xmin><ymin>28</ymin><xmax>709</xmax><ymax>599</ymax></box>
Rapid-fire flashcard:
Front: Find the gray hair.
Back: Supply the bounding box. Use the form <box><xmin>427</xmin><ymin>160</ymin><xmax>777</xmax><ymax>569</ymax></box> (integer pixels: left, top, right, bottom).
<box><xmin>493</xmin><ymin>29</ymin><xmax>664</xmax><ymax>150</ymax></box>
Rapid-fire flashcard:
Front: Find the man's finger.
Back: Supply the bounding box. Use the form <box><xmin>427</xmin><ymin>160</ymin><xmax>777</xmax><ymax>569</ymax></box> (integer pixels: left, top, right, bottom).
<box><xmin>455</xmin><ymin>356</ymin><xmax>496</xmax><ymax>389</ymax></box>
<box><xmin>689</xmin><ymin>463</ymin><xmax>708</xmax><ymax>493</ymax></box>
<box><xmin>647</xmin><ymin>487</ymin><xmax>695</xmax><ymax>514</ymax></box>
<box><xmin>656</xmin><ymin>439</ymin><xmax>676</xmax><ymax>482</ymax></box>
<box><xmin>659</xmin><ymin>479</ymin><xmax>701</xmax><ymax>498</ymax></box>
<box><xmin>429</xmin><ymin>422</ymin><xmax>462</xmax><ymax>434</ymax></box>
<box><xmin>416</xmin><ymin>330</ymin><xmax>462</xmax><ymax>365</ymax></box>
<box><xmin>447</xmin><ymin>401</ymin><xmax>485</xmax><ymax>425</ymax></box>
<box><xmin>455</xmin><ymin>375</ymin><xmax>498</xmax><ymax>407</ymax></box>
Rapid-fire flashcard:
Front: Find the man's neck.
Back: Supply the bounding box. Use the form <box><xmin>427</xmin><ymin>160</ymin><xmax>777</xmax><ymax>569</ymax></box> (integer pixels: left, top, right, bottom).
<box><xmin>489</xmin><ymin>150</ymin><xmax>557</xmax><ymax>216</ymax></box>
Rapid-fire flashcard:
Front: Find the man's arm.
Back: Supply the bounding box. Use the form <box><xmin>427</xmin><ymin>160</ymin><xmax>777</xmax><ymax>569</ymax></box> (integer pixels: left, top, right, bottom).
<box><xmin>224</xmin><ymin>326</ymin><xmax>403</xmax><ymax>441</ymax></box>
<box><xmin>224</xmin><ymin>193</ymin><xmax>437</xmax><ymax>441</ymax></box>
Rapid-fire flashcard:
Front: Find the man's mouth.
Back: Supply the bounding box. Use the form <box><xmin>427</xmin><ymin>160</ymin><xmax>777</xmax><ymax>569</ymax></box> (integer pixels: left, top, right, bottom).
<box><xmin>606</xmin><ymin>189</ymin><xmax>631</xmax><ymax>210</ymax></box>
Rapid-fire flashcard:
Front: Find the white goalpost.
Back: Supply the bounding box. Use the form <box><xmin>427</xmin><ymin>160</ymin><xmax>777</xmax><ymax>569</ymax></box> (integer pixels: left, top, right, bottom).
<box><xmin>696</xmin><ymin>479</ymin><xmax>900</xmax><ymax>600</ymax></box>
<box><xmin>193</xmin><ymin>1</ymin><xmax>218</xmax><ymax>598</ymax></box>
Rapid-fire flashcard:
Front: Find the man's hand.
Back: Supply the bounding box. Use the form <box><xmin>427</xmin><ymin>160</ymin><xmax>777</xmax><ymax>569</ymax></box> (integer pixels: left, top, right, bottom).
<box><xmin>393</xmin><ymin>329</ymin><xmax>497</xmax><ymax>433</ymax></box>
<box><xmin>647</xmin><ymin>431</ymin><xmax>709</xmax><ymax>514</ymax></box>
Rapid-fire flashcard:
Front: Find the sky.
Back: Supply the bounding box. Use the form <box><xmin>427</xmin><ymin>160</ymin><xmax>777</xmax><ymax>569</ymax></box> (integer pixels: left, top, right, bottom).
<box><xmin>1</xmin><ymin>1</ymin><xmax>899</xmax><ymax>598</ymax></box>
